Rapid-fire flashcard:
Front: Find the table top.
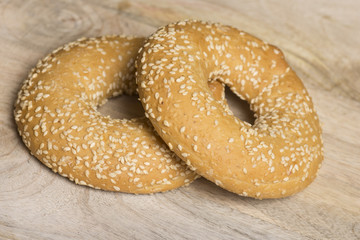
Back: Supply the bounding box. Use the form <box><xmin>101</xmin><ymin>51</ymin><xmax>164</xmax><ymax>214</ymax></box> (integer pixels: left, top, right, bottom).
<box><xmin>0</xmin><ymin>0</ymin><xmax>359</xmax><ymax>239</ymax></box>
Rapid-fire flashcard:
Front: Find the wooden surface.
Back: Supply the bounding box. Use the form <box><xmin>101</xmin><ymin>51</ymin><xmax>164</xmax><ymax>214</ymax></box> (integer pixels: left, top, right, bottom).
<box><xmin>0</xmin><ymin>0</ymin><xmax>359</xmax><ymax>239</ymax></box>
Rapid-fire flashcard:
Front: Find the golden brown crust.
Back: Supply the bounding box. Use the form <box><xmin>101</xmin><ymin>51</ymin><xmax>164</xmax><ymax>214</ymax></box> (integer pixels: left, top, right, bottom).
<box><xmin>14</xmin><ymin>36</ymin><xmax>204</xmax><ymax>193</ymax></box>
<box><xmin>136</xmin><ymin>20</ymin><xmax>324</xmax><ymax>199</ymax></box>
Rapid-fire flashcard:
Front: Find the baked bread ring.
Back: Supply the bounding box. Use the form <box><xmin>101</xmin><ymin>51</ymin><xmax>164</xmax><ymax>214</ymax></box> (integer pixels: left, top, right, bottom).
<box><xmin>136</xmin><ymin>20</ymin><xmax>324</xmax><ymax>199</ymax></box>
<box><xmin>14</xmin><ymin>35</ymin><xmax>225</xmax><ymax>193</ymax></box>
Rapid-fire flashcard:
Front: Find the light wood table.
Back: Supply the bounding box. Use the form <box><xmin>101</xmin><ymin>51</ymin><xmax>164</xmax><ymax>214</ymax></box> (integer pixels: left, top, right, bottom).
<box><xmin>0</xmin><ymin>0</ymin><xmax>359</xmax><ymax>239</ymax></box>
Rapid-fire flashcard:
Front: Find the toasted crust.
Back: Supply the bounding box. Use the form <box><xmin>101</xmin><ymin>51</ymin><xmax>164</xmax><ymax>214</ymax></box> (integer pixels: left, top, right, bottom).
<box><xmin>136</xmin><ymin>20</ymin><xmax>324</xmax><ymax>199</ymax></box>
<box><xmin>14</xmin><ymin>36</ymin><xmax>206</xmax><ymax>193</ymax></box>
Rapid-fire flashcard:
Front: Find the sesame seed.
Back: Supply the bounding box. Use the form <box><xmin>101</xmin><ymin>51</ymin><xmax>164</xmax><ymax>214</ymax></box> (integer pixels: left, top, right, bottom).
<box><xmin>180</xmin><ymin>126</ymin><xmax>186</xmax><ymax>133</ymax></box>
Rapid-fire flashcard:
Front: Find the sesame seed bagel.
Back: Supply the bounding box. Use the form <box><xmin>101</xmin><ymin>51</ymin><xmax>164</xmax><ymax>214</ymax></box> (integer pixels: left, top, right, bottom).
<box><xmin>14</xmin><ymin>35</ymin><xmax>224</xmax><ymax>193</ymax></box>
<box><xmin>136</xmin><ymin>20</ymin><xmax>324</xmax><ymax>199</ymax></box>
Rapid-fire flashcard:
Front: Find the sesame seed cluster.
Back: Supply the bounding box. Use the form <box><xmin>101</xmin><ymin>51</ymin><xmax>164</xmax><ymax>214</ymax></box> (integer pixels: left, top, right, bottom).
<box><xmin>136</xmin><ymin>20</ymin><xmax>324</xmax><ymax>199</ymax></box>
<box><xmin>14</xmin><ymin>35</ymin><xmax>226</xmax><ymax>193</ymax></box>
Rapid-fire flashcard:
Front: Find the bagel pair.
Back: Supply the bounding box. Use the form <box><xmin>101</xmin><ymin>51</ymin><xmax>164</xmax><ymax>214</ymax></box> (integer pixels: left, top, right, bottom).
<box><xmin>15</xmin><ymin>20</ymin><xmax>323</xmax><ymax>198</ymax></box>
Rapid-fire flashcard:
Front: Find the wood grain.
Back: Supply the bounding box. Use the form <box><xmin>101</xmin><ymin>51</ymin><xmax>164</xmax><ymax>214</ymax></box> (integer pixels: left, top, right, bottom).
<box><xmin>0</xmin><ymin>0</ymin><xmax>359</xmax><ymax>239</ymax></box>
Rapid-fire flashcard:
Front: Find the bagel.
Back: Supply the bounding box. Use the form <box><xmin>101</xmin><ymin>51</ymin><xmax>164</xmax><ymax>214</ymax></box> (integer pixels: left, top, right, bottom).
<box><xmin>14</xmin><ymin>35</ymin><xmax>225</xmax><ymax>193</ymax></box>
<box><xmin>136</xmin><ymin>20</ymin><xmax>324</xmax><ymax>199</ymax></box>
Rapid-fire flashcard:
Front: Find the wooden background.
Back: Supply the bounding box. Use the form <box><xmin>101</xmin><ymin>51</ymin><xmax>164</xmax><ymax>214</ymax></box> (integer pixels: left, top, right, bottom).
<box><xmin>0</xmin><ymin>0</ymin><xmax>359</xmax><ymax>239</ymax></box>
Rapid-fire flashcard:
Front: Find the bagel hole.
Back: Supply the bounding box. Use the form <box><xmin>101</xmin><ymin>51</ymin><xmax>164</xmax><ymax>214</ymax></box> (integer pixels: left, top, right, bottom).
<box><xmin>225</xmin><ymin>86</ymin><xmax>255</xmax><ymax>125</ymax></box>
<box><xmin>98</xmin><ymin>95</ymin><xmax>145</xmax><ymax>119</ymax></box>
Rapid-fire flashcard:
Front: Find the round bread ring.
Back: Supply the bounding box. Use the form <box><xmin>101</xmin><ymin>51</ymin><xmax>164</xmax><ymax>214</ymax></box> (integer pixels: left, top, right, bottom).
<box><xmin>136</xmin><ymin>20</ymin><xmax>324</xmax><ymax>199</ymax></box>
<box><xmin>14</xmin><ymin>35</ymin><xmax>225</xmax><ymax>194</ymax></box>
